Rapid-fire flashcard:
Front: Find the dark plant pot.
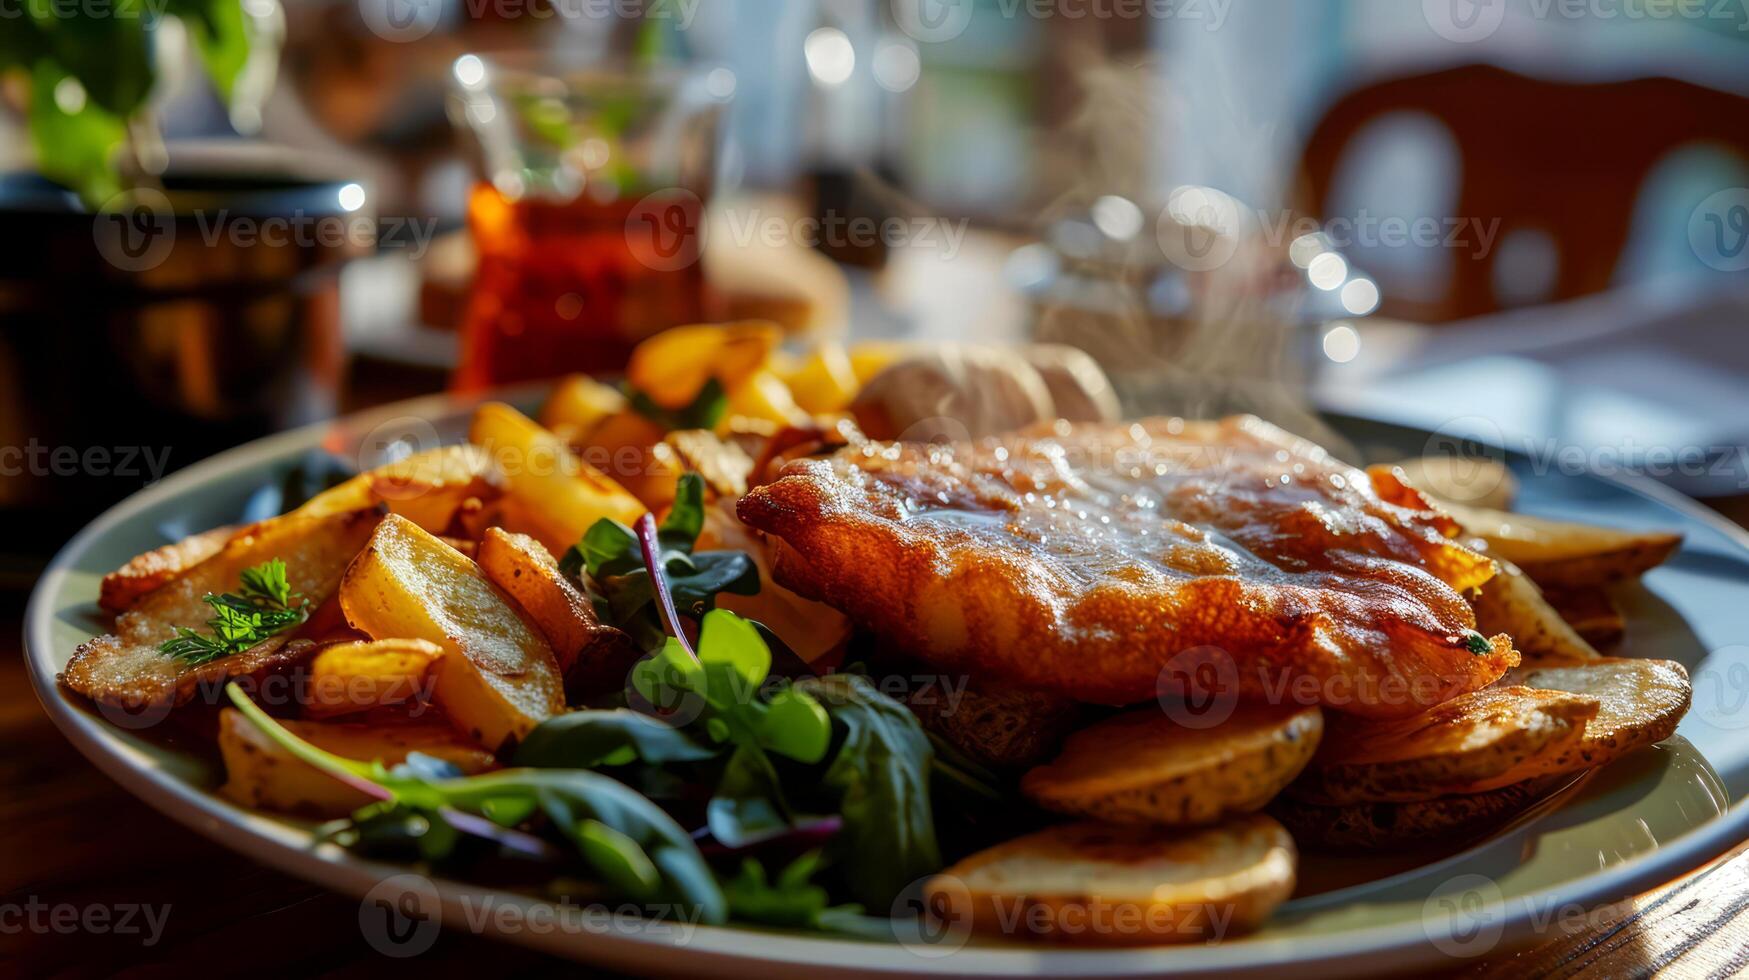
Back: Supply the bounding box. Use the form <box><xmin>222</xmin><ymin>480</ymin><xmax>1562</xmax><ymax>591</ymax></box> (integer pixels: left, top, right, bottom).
<box><xmin>0</xmin><ymin>152</ymin><xmax>368</xmax><ymax>573</ymax></box>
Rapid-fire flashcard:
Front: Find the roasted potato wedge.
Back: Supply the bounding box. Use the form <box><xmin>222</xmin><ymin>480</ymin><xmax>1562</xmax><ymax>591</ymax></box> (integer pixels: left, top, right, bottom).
<box><xmin>1023</xmin><ymin>703</ymin><xmax>1324</xmax><ymax>826</ymax></box>
<box><xmin>339</xmin><ymin>514</ymin><xmax>565</xmax><ymax>750</ymax></box>
<box><xmin>1441</xmin><ymin>502</ymin><xmax>1681</xmax><ymax>588</ymax></box>
<box><xmin>297</xmin><ymin>445</ymin><xmax>503</xmax><ymax>534</ymax></box>
<box><xmin>476</xmin><ymin>527</ymin><xmax>638</xmax><ymax>699</ymax></box>
<box><xmin>541</xmin><ymin>374</ymin><xmax>628</xmax><ymax>438</ymax></box>
<box><xmin>627</xmin><ymin>320</ymin><xmax>781</xmax><ymax>411</ymax></box>
<box><xmin>218</xmin><ymin>707</ymin><xmax>495</xmax><ymax>817</ymax></box>
<box><xmin>1272</xmin><ymin>775</ymin><xmax>1568</xmax><ymax>850</ymax></box>
<box><xmin>64</xmin><ymin>508</ymin><xmax>382</xmax><ymax>711</ymax></box>
<box><xmin>925</xmin><ymin>815</ymin><xmax>1296</xmax><ymax>946</ymax></box>
<box><xmin>778</xmin><ymin>342</ymin><xmax>860</xmax><ymax>415</ymax></box>
<box><xmin>1391</xmin><ymin>456</ymin><xmax>1518</xmax><ymax>511</ymax></box>
<box><xmin>1289</xmin><ymin>686</ymin><xmax>1599</xmax><ymax>805</ymax></box>
<box><xmin>723</xmin><ymin>369</ymin><xmax>809</xmax><ymax>431</ymax></box>
<box><xmin>99</xmin><ymin>523</ymin><xmax>238</xmax><ymax>613</ymax></box>
<box><xmin>305</xmin><ymin>638</ymin><xmax>443</xmax><ymax>719</ymax></box>
<box><xmin>468</xmin><ymin>402</ymin><xmax>645</xmax><ymax>557</ymax></box>
<box><xmin>1470</xmin><ymin>558</ymin><xmax>1601</xmax><ymax>664</ymax></box>
<box><xmin>1498</xmin><ymin>657</ymin><xmax>1690</xmax><ymax>772</ymax></box>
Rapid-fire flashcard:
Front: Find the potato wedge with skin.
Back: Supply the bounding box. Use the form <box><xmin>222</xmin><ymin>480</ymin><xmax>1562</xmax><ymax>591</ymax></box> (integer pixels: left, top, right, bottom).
<box><xmin>628</xmin><ymin>320</ymin><xmax>781</xmax><ymax>411</ymax></box>
<box><xmin>340</xmin><ymin>514</ymin><xmax>565</xmax><ymax>750</ymax></box>
<box><xmin>1471</xmin><ymin>558</ymin><xmax>1601</xmax><ymax>664</ymax></box>
<box><xmin>1391</xmin><ymin>456</ymin><xmax>1518</xmax><ymax>511</ymax></box>
<box><xmin>305</xmin><ymin>638</ymin><xmax>443</xmax><ymax>719</ymax></box>
<box><xmin>1272</xmin><ymin>775</ymin><xmax>1569</xmax><ymax>850</ymax></box>
<box><xmin>1498</xmin><ymin>657</ymin><xmax>1690</xmax><ymax>772</ymax></box>
<box><xmin>1441</xmin><ymin>501</ymin><xmax>1682</xmax><ymax>588</ymax></box>
<box><xmin>541</xmin><ymin>374</ymin><xmax>628</xmax><ymax>438</ymax></box>
<box><xmin>926</xmin><ymin>815</ymin><xmax>1296</xmax><ymax>946</ymax></box>
<box><xmin>64</xmin><ymin>508</ymin><xmax>383</xmax><ymax>711</ymax></box>
<box><xmin>476</xmin><ymin>527</ymin><xmax>639</xmax><ymax>699</ymax></box>
<box><xmin>296</xmin><ymin>445</ymin><xmax>504</xmax><ymax>535</ymax></box>
<box><xmin>1023</xmin><ymin>703</ymin><xmax>1324</xmax><ymax>826</ymax></box>
<box><xmin>1289</xmin><ymin>686</ymin><xmax>1599</xmax><ymax>805</ymax></box>
<box><xmin>218</xmin><ymin>707</ymin><xmax>495</xmax><ymax>817</ymax></box>
<box><xmin>99</xmin><ymin>523</ymin><xmax>238</xmax><ymax>613</ymax></box>
<box><xmin>468</xmin><ymin>402</ymin><xmax>645</xmax><ymax>557</ymax></box>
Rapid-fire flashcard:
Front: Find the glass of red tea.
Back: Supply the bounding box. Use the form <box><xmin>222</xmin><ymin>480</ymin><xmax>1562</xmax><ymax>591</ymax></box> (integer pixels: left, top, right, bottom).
<box><xmin>447</xmin><ymin>55</ymin><xmax>729</xmax><ymax>388</ymax></box>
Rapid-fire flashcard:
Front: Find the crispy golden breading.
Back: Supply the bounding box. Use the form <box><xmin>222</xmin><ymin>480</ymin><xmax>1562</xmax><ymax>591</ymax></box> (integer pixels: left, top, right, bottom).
<box><xmin>738</xmin><ymin>416</ymin><xmax>1516</xmax><ymax>718</ymax></box>
<box><xmin>98</xmin><ymin>524</ymin><xmax>239</xmax><ymax>613</ymax></box>
<box><xmin>65</xmin><ymin>509</ymin><xmax>382</xmax><ymax>710</ymax></box>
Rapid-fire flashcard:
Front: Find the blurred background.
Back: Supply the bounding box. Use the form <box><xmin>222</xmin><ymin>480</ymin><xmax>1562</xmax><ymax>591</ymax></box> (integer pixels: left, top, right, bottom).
<box><xmin>3</xmin><ymin>0</ymin><xmax>1749</xmax><ymax>582</ymax></box>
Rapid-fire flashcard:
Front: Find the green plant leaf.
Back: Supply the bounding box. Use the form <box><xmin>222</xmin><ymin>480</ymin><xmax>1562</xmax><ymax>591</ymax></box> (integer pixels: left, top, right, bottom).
<box><xmin>704</xmin><ymin>744</ymin><xmax>788</xmax><ymax>848</ymax></box>
<box><xmin>795</xmin><ymin>673</ymin><xmax>942</xmax><ymax>909</ymax></box>
<box><xmin>697</xmin><ymin>607</ymin><xmax>769</xmax><ymax>695</ymax></box>
<box><xmin>657</xmin><ymin>473</ymin><xmax>706</xmax><ymax>545</ymax></box>
<box><xmin>626</xmin><ymin>377</ymin><xmax>727</xmax><ymax>432</ymax></box>
<box><xmin>515</xmin><ymin>708</ymin><xmax>721</xmax><ymax>769</ymax></box>
<box><xmin>30</xmin><ymin>0</ymin><xmax>154</xmax><ymax>117</ymax></box>
<box><xmin>576</xmin><ymin>819</ymin><xmax>661</xmax><ymax>898</ymax></box>
<box><xmin>760</xmin><ymin>686</ymin><xmax>832</xmax><ymax>765</ymax></box>
<box><xmin>26</xmin><ymin>60</ymin><xmax>126</xmax><ymax>206</ymax></box>
<box><xmin>167</xmin><ymin>0</ymin><xmax>251</xmax><ymax>104</ymax></box>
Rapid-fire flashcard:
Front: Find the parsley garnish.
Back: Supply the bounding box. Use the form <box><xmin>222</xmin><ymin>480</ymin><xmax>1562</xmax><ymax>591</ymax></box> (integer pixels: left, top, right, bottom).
<box><xmin>160</xmin><ymin>558</ymin><xmax>309</xmax><ymax>665</ymax></box>
<box><xmin>1464</xmin><ymin>631</ymin><xmax>1493</xmax><ymax>655</ymax></box>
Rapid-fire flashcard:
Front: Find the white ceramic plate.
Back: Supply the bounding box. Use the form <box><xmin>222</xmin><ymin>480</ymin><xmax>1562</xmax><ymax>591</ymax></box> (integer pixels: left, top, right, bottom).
<box><xmin>24</xmin><ymin>392</ymin><xmax>1749</xmax><ymax>976</ymax></box>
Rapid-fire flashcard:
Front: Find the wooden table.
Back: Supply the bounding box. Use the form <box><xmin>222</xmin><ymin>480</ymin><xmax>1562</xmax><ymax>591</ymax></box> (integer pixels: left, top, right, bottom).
<box><xmin>5</xmin><ymin>583</ymin><xmax>1748</xmax><ymax>978</ymax></box>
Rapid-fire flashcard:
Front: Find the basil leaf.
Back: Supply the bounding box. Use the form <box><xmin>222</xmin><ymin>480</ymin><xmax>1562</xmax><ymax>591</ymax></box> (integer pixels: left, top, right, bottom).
<box><xmin>515</xmin><ymin>709</ymin><xmax>721</xmax><ymax>769</ymax></box>
<box><xmin>795</xmin><ymin>674</ymin><xmax>942</xmax><ymax>909</ymax></box>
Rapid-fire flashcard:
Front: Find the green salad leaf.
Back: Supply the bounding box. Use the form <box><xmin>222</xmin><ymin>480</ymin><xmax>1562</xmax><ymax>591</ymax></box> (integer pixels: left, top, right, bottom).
<box><xmin>796</xmin><ymin>673</ymin><xmax>942</xmax><ymax>910</ymax></box>
<box><xmin>560</xmin><ymin>473</ymin><xmax>759</xmax><ymax>651</ymax></box>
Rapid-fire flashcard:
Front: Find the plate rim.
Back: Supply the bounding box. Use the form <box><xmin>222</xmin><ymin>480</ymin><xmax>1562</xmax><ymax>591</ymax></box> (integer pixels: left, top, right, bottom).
<box><xmin>23</xmin><ymin>393</ymin><xmax>1749</xmax><ymax>977</ymax></box>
